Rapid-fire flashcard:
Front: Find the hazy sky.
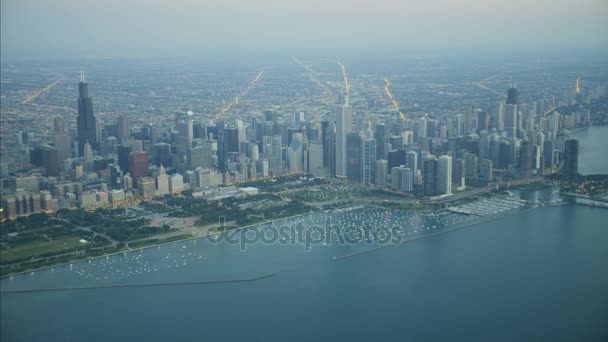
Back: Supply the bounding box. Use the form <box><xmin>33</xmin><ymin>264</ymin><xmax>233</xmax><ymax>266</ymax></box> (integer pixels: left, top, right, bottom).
<box><xmin>2</xmin><ymin>0</ymin><xmax>607</xmax><ymax>59</ymax></box>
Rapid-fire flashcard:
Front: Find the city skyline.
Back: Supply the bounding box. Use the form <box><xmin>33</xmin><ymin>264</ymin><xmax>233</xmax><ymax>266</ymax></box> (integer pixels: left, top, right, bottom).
<box><xmin>1</xmin><ymin>2</ymin><xmax>607</xmax><ymax>340</ymax></box>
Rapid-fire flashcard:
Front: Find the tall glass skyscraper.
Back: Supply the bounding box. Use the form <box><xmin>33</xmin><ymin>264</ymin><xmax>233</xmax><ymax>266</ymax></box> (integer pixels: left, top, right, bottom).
<box><xmin>76</xmin><ymin>72</ymin><xmax>98</xmax><ymax>156</ymax></box>
<box><xmin>335</xmin><ymin>95</ymin><xmax>352</xmax><ymax>177</ymax></box>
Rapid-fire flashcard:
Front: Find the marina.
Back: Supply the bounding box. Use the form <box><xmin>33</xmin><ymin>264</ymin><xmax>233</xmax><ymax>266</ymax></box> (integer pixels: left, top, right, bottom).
<box><xmin>447</xmin><ymin>196</ymin><xmax>527</xmax><ymax>216</ymax></box>
<box><xmin>1</xmin><ymin>192</ymin><xmax>538</xmax><ymax>291</ymax></box>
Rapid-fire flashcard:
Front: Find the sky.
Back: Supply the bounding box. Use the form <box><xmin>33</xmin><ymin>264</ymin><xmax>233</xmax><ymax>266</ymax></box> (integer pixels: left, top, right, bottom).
<box><xmin>1</xmin><ymin>0</ymin><xmax>607</xmax><ymax>59</ymax></box>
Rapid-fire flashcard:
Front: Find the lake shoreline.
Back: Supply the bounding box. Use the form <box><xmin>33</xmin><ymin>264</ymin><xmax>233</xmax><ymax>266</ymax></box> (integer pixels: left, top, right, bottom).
<box><xmin>1</xmin><ymin>195</ymin><xmax>564</xmax><ymax>280</ymax></box>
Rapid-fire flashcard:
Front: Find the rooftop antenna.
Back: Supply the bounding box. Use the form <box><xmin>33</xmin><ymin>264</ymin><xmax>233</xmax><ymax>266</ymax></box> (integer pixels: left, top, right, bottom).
<box><xmin>80</xmin><ymin>69</ymin><xmax>86</xmax><ymax>83</ymax></box>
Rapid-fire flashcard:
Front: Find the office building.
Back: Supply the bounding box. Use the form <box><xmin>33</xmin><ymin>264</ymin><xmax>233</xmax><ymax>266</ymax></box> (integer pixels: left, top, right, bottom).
<box><xmin>137</xmin><ymin>177</ymin><xmax>156</xmax><ymax>197</ymax></box>
<box><xmin>346</xmin><ymin>132</ymin><xmax>361</xmax><ymax>182</ymax></box>
<box><xmin>169</xmin><ymin>173</ymin><xmax>184</xmax><ymax>193</ymax></box>
<box><xmin>479</xmin><ymin>159</ymin><xmax>494</xmax><ymax>182</ymax></box>
<box><xmin>76</xmin><ymin>72</ymin><xmax>98</xmax><ymax>155</ymax></box>
<box><xmin>423</xmin><ymin>157</ymin><xmax>438</xmax><ymax>196</ymax></box>
<box><xmin>116</xmin><ymin>114</ymin><xmax>130</xmax><ymax>144</ymax></box>
<box><xmin>375</xmin><ymin>159</ymin><xmax>388</xmax><ymax>187</ymax></box>
<box><xmin>53</xmin><ymin>115</ymin><xmax>71</xmax><ymax>163</ymax></box>
<box><xmin>375</xmin><ymin>123</ymin><xmax>388</xmax><ymax>161</ymax></box>
<box><xmin>361</xmin><ymin>137</ymin><xmax>376</xmax><ymax>184</ymax></box>
<box><xmin>129</xmin><ymin>151</ymin><xmax>149</xmax><ymax>184</ymax></box>
<box><xmin>563</xmin><ymin>139</ymin><xmax>579</xmax><ymax>178</ymax></box>
<box><xmin>391</xmin><ymin>166</ymin><xmax>414</xmax><ymax>192</ymax></box>
<box><xmin>156</xmin><ymin>165</ymin><xmax>169</xmax><ymax>195</ymax></box>
<box><xmin>437</xmin><ymin>155</ymin><xmax>452</xmax><ymax>195</ymax></box>
<box><xmin>335</xmin><ymin>95</ymin><xmax>353</xmax><ymax>177</ymax></box>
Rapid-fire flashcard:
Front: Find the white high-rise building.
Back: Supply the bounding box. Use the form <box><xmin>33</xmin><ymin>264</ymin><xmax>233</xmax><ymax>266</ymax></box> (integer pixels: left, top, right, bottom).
<box><xmin>156</xmin><ymin>165</ymin><xmax>169</xmax><ymax>195</ymax></box>
<box><xmin>335</xmin><ymin>95</ymin><xmax>352</xmax><ymax>177</ymax></box>
<box><xmin>535</xmin><ymin>132</ymin><xmax>545</xmax><ymax>153</ymax></box>
<box><xmin>259</xmin><ymin>159</ymin><xmax>269</xmax><ymax>178</ymax></box>
<box><xmin>438</xmin><ymin>155</ymin><xmax>453</xmax><ymax>195</ymax></box>
<box><xmin>496</xmin><ymin>102</ymin><xmax>505</xmax><ymax>131</ymax></box>
<box><xmin>391</xmin><ymin>166</ymin><xmax>413</xmax><ymax>192</ymax></box>
<box><xmin>169</xmin><ymin>173</ymin><xmax>184</xmax><ymax>193</ymax></box>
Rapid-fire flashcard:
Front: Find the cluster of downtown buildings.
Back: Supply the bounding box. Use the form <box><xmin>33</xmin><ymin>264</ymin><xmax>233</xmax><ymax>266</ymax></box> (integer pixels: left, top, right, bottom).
<box><xmin>1</xmin><ymin>75</ymin><xmax>602</xmax><ymax>220</ymax></box>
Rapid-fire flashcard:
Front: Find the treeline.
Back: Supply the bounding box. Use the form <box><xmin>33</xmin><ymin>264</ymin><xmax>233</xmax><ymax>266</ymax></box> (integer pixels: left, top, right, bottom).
<box><xmin>91</xmin><ymin>218</ymin><xmax>170</xmax><ymax>242</ymax></box>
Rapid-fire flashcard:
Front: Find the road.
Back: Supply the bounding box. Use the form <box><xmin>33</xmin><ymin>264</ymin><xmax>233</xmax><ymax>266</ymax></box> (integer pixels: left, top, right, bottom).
<box><xmin>426</xmin><ymin>177</ymin><xmax>544</xmax><ymax>203</ymax></box>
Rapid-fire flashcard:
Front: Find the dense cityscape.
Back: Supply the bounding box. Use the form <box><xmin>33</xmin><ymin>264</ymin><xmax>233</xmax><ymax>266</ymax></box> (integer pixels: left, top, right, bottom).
<box><xmin>2</xmin><ymin>0</ymin><xmax>608</xmax><ymax>339</ymax></box>
<box><xmin>1</xmin><ymin>55</ymin><xmax>608</xmax><ymax>275</ymax></box>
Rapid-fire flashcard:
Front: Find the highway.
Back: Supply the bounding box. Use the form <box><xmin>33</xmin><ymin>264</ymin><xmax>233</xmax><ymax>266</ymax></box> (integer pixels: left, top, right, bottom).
<box><xmin>21</xmin><ymin>78</ymin><xmax>62</xmax><ymax>105</ymax></box>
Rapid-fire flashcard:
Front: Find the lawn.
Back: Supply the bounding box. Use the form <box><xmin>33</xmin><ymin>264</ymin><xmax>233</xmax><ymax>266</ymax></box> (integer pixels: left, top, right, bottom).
<box><xmin>0</xmin><ymin>236</ymin><xmax>85</xmax><ymax>264</ymax></box>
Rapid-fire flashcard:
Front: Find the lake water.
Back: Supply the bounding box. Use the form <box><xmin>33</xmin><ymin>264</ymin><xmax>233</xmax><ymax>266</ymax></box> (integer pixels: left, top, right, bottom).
<box><xmin>570</xmin><ymin>125</ymin><xmax>608</xmax><ymax>175</ymax></box>
<box><xmin>2</xmin><ymin>126</ymin><xmax>607</xmax><ymax>341</ymax></box>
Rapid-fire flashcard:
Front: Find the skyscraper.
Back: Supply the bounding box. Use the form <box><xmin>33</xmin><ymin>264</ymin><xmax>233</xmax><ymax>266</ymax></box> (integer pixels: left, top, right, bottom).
<box><xmin>109</xmin><ymin>164</ymin><xmax>123</xmax><ymax>189</ymax></box>
<box><xmin>323</xmin><ymin>121</ymin><xmax>336</xmax><ymax>177</ymax></box>
<box><xmin>519</xmin><ymin>141</ymin><xmax>534</xmax><ymax>178</ymax></box>
<box><xmin>83</xmin><ymin>142</ymin><xmax>93</xmax><ymax>162</ymax></box>
<box><xmin>543</xmin><ymin>140</ymin><xmax>554</xmax><ymax>170</ymax></box>
<box><xmin>169</xmin><ymin>174</ymin><xmax>184</xmax><ymax>193</ymax></box>
<box><xmin>504</xmin><ymin>104</ymin><xmax>518</xmax><ymax>138</ymax></box>
<box><xmin>76</xmin><ymin>72</ymin><xmax>98</xmax><ymax>156</ymax></box>
<box><xmin>175</xmin><ymin>113</ymin><xmax>194</xmax><ymax>171</ymax></box>
<box><xmin>44</xmin><ymin>147</ymin><xmax>60</xmax><ymax>177</ymax></box>
<box><xmin>453</xmin><ymin>157</ymin><xmax>466</xmax><ymax>189</ymax></box>
<box><xmin>437</xmin><ymin>155</ymin><xmax>452</xmax><ymax>195</ymax></box>
<box><xmin>498</xmin><ymin>140</ymin><xmax>513</xmax><ymax>169</ymax></box>
<box><xmin>464</xmin><ymin>153</ymin><xmax>478</xmax><ymax>180</ymax></box>
<box><xmin>406</xmin><ymin>150</ymin><xmax>418</xmax><ymax>173</ymax></box>
<box><xmin>391</xmin><ymin>166</ymin><xmax>414</xmax><ymax>192</ymax></box>
<box><xmin>129</xmin><ymin>151</ymin><xmax>149</xmax><ymax>184</ymax></box>
<box><xmin>216</xmin><ymin>120</ymin><xmax>226</xmax><ymax>172</ymax></box>
<box><xmin>361</xmin><ymin>137</ymin><xmax>376</xmax><ymax>184</ymax></box>
<box><xmin>495</xmin><ymin>102</ymin><xmax>505</xmax><ymax>131</ymax></box>
<box><xmin>153</xmin><ymin>143</ymin><xmax>172</xmax><ymax>167</ymax></box>
<box><xmin>117</xmin><ymin>144</ymin><xmax>132</xmax><ymax>173</ymax></box>
<box><xmin>335</xmin><ymin>95</ymin><xmax>353</xmax><ymax>177</ymax></box>
<box><xmin>477</xmin><ymin>111</ymin><xmax>490</xmax><ymax>132</ymax></box>
<box><xmin>307</xmin><ymin>143</ymin><xmax>325</xmax><ymax>177</ymax></box>
<box><xmin>423</xmin><ymin>157</ymin><xmax>438</xmax><ymax>197</ymax></box>
<box><xmin>563</xmin><ymin>139</ymin><xmax>579</xmax><ymax>178</ymax></box>
<box><xmin>156</xmin><ymin>165</ymin><xmax>169</xmax><ymax>195</ymax></box>
<box><xmin>346</xmin><ymin>132</ymin><xmax>362</xmax><ymax>182</ymax></box>
<box><xmin>506</xmin><ymin>87</ymin><xmax>519</xmax><ymax>105</ymax></box>
<box><xmin>288</xmin><ymin>133</ymin><xmax>304</xmax><ymax>172</ymax></box>
<box><xmin>321</xmin><ymin>121</ymin><xmax>330</xmax><ymax>163</ymax></box>
<box><xmin>479</xmin><ymin>159</ymin><xmax>494</xmax><ymax>182</ymax></box>
<box><xmin>375</xmin><ymin>159</ymin><xmax>388</xmax><ymax>187</ymax></box>
<box><xmin>225</xmin><ymin>127</ymin><xmax>240</xmax><ymax>153</ymax></box>
<box><xmin>116</xmin><ymin>114</ymin><xmax>130</xmax><ymax>144</ymax></box>
<box><xmin>137</xmin><ymin>177</ymin><xmax>156</xmax><ymax>197</ymax></box>
<box><xmin>53</xmin><ymin>115</ymin><xmax>71</xmax><ymax>163</ymax></box>
<box><xmin>478</xmin><ymin>130</ymin><xmax>489</xmax><ymax>160</ymax></box>
<box><xmin>265</xmin><ymin>135</ymin><xmax>283</xmax><ymax>173</ymax></box>
<box><xmin>375</xmin><ymin>123</ymin><xmax>388</xmax><ymax>161</ymax></box>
